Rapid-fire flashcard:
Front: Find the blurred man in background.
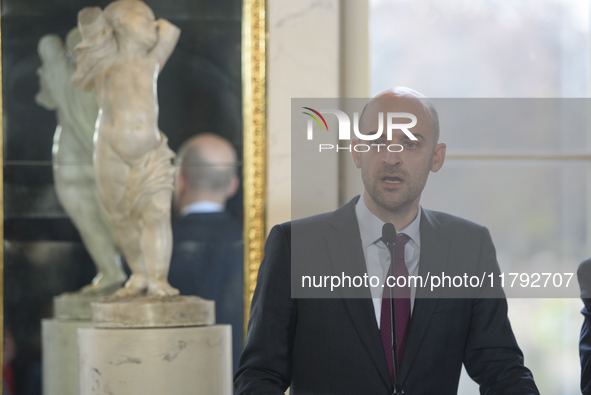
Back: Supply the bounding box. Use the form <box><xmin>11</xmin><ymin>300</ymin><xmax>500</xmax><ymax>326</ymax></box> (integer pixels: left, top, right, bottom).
<box><xmin>169</xmin><ymin>133</ymin><xmax>243</xmax><ymax>374</ymax></box>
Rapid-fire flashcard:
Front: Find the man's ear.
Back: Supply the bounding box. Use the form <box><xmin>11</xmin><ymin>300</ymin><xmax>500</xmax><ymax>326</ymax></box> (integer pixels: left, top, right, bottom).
<box><xmin>351</xmin><ymin>139</ymin><xmax>362</xmax><ymax>169</ymax></box>
<box><xmin>430</xmin><ymin>143</ymin><xmax>446</xmax><ymax>173</ymax></box>
<box><xmin>176</xmin><ymin>170</ymin><xmax>187</xmax><ymax>195</ymax></box>
<box><xmin>227</xmin><ymin>174</ymin><xmax>239</xmax><ymax>199</ymax></box>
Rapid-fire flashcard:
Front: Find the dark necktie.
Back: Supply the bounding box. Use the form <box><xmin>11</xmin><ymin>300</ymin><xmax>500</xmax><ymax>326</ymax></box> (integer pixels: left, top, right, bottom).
<box><xmin>379</xmin><ymin>233</ymin><xmax>411</xmax><ymax>386</ymax></box>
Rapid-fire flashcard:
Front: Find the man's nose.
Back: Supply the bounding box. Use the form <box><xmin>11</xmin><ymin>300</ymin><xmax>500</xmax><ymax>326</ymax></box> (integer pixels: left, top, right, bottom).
<box><xmin>383</xmin><ymin>147</ymin><xmax>402</xmax><ymax>166</ymax></box>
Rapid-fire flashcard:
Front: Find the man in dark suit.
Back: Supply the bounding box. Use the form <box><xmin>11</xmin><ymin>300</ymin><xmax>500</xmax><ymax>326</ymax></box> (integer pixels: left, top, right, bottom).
<box><xmin>578</xmin><ymin>258</ymin><xmax>591</xmax><ymax>394</ymax></box>
<box><xmin>234</xmin><ymin>88</ymin><xmax>539</xmax><ymax>394</ymax></box>
<box><xmin>168</xmin><ymin>133</ymin><xmax>243</xmax><ymax>375</ymax></box>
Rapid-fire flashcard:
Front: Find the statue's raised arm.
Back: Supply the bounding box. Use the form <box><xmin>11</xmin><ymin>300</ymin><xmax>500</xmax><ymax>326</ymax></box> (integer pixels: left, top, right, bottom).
<box><xmin>71</xmin><ymin>7</ymin><xmax>116</xmax><ymax>92</ymax></box>
<box><xmin>151</xmin><ymin>19</ymin><xmax>180</xmax><ymax>73</ymax></box>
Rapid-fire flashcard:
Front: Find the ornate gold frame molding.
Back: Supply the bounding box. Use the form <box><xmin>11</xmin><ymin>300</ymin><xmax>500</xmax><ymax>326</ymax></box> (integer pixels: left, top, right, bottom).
<box><xmin>242</xmin><ymin>0</ymin><xmax>266</xmax><ymax>334</ymax></box>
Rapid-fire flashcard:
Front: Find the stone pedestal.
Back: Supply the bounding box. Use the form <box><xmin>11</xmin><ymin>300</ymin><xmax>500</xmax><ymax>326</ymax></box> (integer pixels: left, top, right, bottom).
<box><xmin>78</xmin><ymin>325</ymin><xmax>233</xmax><ymax>395</ymax></box>
<box><xmin>92</xmin><ymin>295</ymin><xmax>215</xmax><ymax>328</ymax></box>
<box><xmin>42</xmin><ymin>319</ymin><xmax>92</xmax><ymax>395</ymax></box>
<box><xmin>43</xmin><ymin>290</ymin><xmax>110</xmax><ymax>395</ymax></box>
<box><xmin>54</xmin><ymin>290</ymin><xmax>111</xmax><ymax>320</ymax></box>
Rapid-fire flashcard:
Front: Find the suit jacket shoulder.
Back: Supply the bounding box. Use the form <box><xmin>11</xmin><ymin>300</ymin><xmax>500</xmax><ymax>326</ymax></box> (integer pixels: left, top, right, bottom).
<box><xmin>578</xmin><ymin>258</ymin><xmax>591</xmax><ymax>394</ymax></box>
<box><xmin>289</xmin><ymin>197</ymin><xmax>488</xmax><ymax>238</ymax></box>
<box><xmin>172</xmin><ymin>211</ymin><xmax>242</xmax><ymax>242</ymax></box>
<box><xmin>423</xmin><ymin>208</ymin><xmax>485</xmax><ymax>231</ymax></box>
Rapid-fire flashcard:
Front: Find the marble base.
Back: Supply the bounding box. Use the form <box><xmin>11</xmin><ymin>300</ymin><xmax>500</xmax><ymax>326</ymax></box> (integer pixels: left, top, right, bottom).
<box><xmin>92</xmin><ymin>295</ymin><xmax>215</xmax><ymax>328</ymax></box>
<box><xmin>54</xmin><ymin>291</ymin><xmax>110</xmax><ymax>321</ymax></box>
<box><xmin>42</xmin><ymin>319</ymin><xmax>92</xmax><ymax>395</ymax></box>
<box><xmin>78</xmin><ymin>325</ymin><xmax>233</xmax><ymax>395</ymax></box>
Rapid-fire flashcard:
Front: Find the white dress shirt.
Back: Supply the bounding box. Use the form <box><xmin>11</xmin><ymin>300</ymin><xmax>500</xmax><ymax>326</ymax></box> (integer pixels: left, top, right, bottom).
<box><xmin>355</xmin><ymin>191</ymin><xmax>421</xmax><ymax>328</ymax></box>
<box><xmin>180</xmin><ymin>201</ymin><xmax>224</xmax><ymax>216</ymax></box>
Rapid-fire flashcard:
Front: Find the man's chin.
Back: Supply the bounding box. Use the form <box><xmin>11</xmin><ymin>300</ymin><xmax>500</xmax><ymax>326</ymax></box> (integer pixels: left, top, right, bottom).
<box><xmin>372</xmin><ymin>192</ymin><xmax>419</xmax><ymax>214</ymax></box>
<box><xmin>371</xmin><ymin>196</ymin><xmax>408</xmax><ymax>213</ymax></box>
<box><xmin>375</xmin><ymin>190</ymin><xmax>407</xmax><ymax>206</ymax></box>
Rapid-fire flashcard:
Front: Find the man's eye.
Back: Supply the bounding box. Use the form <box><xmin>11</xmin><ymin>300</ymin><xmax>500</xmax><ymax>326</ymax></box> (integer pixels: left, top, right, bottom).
<box><xmin>405</xmin><ymin>141</ymin><xmax>417</xmax><ymax>149</ymax></box>
<box><xmin>371</xmin><ymin>140</ymin><xmax>385</xmax><ymax>146</ymax></box>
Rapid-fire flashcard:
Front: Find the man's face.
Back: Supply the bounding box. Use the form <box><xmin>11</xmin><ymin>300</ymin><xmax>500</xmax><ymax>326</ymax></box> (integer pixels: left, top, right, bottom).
<box><xmin>352</xmin><ymin>97</ymin><xmax>446</xmax><ymax>218</ymax></box>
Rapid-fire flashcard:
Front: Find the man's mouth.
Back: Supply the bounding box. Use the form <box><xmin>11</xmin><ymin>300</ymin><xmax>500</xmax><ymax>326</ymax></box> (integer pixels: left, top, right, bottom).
<box><xmin>382</xmin><ymin>176</ymin><xmax>403</xmax><ymax>184</ymax></box>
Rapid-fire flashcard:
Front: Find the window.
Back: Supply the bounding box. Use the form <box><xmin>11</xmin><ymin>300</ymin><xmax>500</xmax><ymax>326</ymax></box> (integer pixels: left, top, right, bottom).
<box><xmin>370</xmin><ymin>0</ymin><xmax>591</xmax><ymax>393</ymax></box>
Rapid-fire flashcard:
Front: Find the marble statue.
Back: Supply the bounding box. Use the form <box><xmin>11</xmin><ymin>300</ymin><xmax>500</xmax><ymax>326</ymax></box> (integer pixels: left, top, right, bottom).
<box><xmin>72</xmin><ymin>0</ymin><xmax>181</xmax><ymax>298</ymax></box>
<box><xmin>36</xmin><ymin>29</ymin><xmax>127</xmax><ymax>295</ymax></box>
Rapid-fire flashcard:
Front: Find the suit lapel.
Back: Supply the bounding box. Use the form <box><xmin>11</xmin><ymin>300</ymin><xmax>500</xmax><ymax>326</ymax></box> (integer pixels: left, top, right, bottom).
<box><xmin>400</xmin><ymin>209</ymin><xmax>450</xmax><ymax>383</ymax></box>
<box><xmin>326</xmin><ymin>197</ymin><xmax>392</xmax><ymax>389</ymax></box>
<box><xmin>324</xmin><ymin>200</ymin><xmax>452</xmax><ymax>387</ymax></box>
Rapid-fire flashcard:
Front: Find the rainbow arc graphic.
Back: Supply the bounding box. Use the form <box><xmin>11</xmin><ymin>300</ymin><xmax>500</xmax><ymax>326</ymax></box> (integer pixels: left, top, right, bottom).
<box><xmin>302</xmin><ymin>107</ymin><xmax>329</xmax><ymax>131</ymax></box>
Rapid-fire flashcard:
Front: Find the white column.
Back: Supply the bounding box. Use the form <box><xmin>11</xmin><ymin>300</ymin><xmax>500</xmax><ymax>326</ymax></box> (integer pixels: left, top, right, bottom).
<box><xmin>266</xmin><ymin>0</ymin><xmax>341</xmax><ymax>227</ymax></box>
<box><xmin>339</xmin><ymin>0</ymin><xmax>369</xmax><ymax>205</ymax></box>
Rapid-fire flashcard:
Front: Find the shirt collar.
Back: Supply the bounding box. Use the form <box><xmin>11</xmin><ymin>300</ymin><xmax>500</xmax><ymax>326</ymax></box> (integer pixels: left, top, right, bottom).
<box><xmin>181</xmin><ymin>201</ymin><xmax>224</xmax><ymax>216</ymax></box>
<box><xmin>355</xmin><ymin>191</ymin><xmax>421</xmax><ymax>248</ymax></box>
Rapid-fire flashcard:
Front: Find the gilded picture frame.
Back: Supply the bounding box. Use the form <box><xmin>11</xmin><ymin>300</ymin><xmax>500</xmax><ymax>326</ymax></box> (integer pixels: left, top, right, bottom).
<box><xmin>242</xmin><ymin>0</ymin><xmax>267</xmax><ymax>335</ymax></box>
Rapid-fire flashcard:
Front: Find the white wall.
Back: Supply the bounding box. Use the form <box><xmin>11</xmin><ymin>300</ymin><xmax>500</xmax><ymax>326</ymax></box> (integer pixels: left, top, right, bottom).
<box><xmin>266</xmin><ymin>0</ymin><xmax>370</xmax><ymax>229</ymax></box>
<box><xmin>266</xmin><ymin>0</ymin><xmax>341</xmax><ymax>229</ymax></box>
